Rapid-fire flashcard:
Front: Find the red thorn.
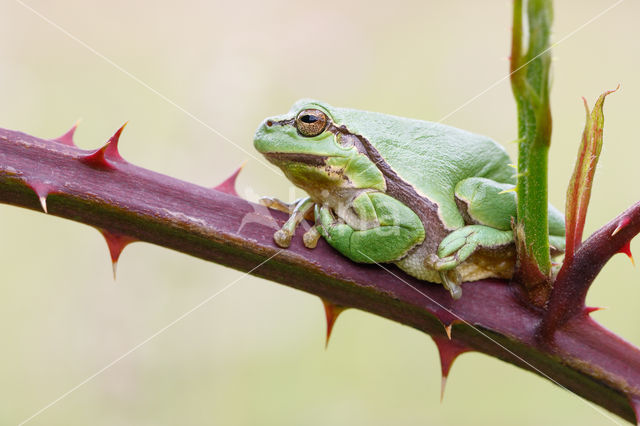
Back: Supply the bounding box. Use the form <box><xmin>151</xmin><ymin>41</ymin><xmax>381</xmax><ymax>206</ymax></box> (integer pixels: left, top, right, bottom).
<box><xmin>618</xmin><ymin>241</ymin><xmax>635</xmax><ymax>266</ymax></box>
<box><xmin>99</xmin><ymin>229</ymin><xmax>137</xmax><ymax>279</ymax></box>
<box><xmin>53</xmin><ymin>120</ymin><xmax>80</xmax><ymax>147</ymax></box>
<box><xmin>104</xmin><ymin>122</ymin><xmax>127</xmax><ymax>162</ymax></box>
<box><xmin>431</xmin><ymin>336</ymin><xmax>472</xmax><ymax>402</ymax></box>
<box><xmin>584</xmin><ymin>306</ymin><xmax>606</xmax><ymax>315</ymax></box>
<box><xmin>612</xmin><ymin>216</ymin><xmax>631</xmax><ymax>237</ymax></box>
<box><xmin>213</xmin><ymin>163</ymin><xmax>245</xmax><ymax>196</ymax></box>
<box><xmin>79</xmin><ymin>123</ymin><xmax>128</xmax><ymax>170</ymax></box>
<box><xmin>321</xmin><ymin>298</ymin><xmax>346</xmax><ymax>349</ymax></box>
<box><xmin>80</xmin><ymin>144</ymin><xmax>116</xmax><ymax>170</ymax></box>
<box><xmin>26</xmin><ymin>181</ymin><xmax>54</xmax><ymax>213</ymax></box>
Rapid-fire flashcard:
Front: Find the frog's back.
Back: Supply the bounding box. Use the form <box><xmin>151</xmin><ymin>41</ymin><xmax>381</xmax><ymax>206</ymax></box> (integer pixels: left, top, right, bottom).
<box><xmin>329</xmin><ymin>105</ymin><xmax>515</xmax><ymax>229</ymax></box>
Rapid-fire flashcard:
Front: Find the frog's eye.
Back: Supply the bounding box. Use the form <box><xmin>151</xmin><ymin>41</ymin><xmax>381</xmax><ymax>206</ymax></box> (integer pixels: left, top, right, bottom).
<box><xmin>296</xmin><ymin>109</ymin><xmax>328</xmax><ymax>137</ymax></box>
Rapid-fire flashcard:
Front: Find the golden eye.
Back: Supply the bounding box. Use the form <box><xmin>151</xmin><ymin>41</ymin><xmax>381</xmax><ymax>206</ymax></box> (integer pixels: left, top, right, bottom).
<box><xmin>295</xmin><ymin>109</ymin><xmax>328</xmax><ymax>137</ymax></box>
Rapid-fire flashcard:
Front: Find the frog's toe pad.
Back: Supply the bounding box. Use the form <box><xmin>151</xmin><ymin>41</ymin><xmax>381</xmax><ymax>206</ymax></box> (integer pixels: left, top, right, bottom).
<box><xmin>435</xmin><ymin>225</ymin><xmax>513</xmax><ymax>271</ymax></box>
<box><xmin>274</xmin><ymin>229</ymin><xmax>293</xmax><ymax>248</ymax></box>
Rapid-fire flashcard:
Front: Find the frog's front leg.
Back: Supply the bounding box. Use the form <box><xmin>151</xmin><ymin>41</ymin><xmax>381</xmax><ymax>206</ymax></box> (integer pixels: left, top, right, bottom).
<box><xmin>265</xmin><ymin>196</ymin><xmax>315</xmax><ymax>248</ymax></box>
<box><xmin>315</xmin><ymin>192</ymin><xmax>425</xmax><ymax>264</ymax></box>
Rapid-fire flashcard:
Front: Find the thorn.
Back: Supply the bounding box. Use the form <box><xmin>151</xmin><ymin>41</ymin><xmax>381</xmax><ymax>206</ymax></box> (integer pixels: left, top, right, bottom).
<box><xmin>618</xmin><ymin>241</ymin><xmax>635</xmax><ymax>266</ymax></box>
<box><xmin>507</xmin><ymin>163</ymin><xmax>517</xmax><ymax>169</ymax></box>
<box><xmin>431</xmin><ymin>336</ymin><xmax>472</xmax><ymax>402</ymax></box>
<box><xmin>104</xmin><ymin>122</ymin><xmax>127</xmax><ymax>162</ymax></box>
<box><xmin>498</xmin><ymin>187</ymin><xmax>517</xmax><ymax>194</ymax></box>
<box><xmin>39</xmin><ymin>195</ymin><xmax>48</xmax><ymax>213</ymax></box>
<box><xmin>79</xmin><ymin>143</ymin><xmax>116</xmax><ymax>170</ymax></box>
<box><xmin>111</xmin><ymin>261</ymin><xmax>118</xmax><ymax>280</ymax></box>
<box><xmin>444</xmin><ymin>324</ymin><xmax>452</xmax><ymax>340</ymax></box>
<box><xmin>53</xmin><ymin>119</ymin><xmax>81</xmax><ymax>147</ymax></box>
<box><xmin>440</xmin><ymin>376</ymin><xmax>447</xmax><ymax>403</ymax></box>
<box><xmin>321</xmin><ymin>298</ymin><xmax>346</xmax><ymax>349</ymax></box>
<box><xmin>79</xmin><ymin>123</ymin><xmax>128</xmax><ymax>170</ymax></box>
<box><xmin>584</xmin><ymin>306</ymin><xmax>606</xmax><ymax>315</ymax></box>
<box><xmin>612</xmin><ymin>216</ymin><xmax>631</xmax><ymax>236</ymax></box>
<box><xmin>26</xmin><ymin>181</ymin><xmax>54</xmax><ymax>213</ymax></box>
<box><xmin>213</xmin><ymin>162</ymin><xmax>246</xmax><ymax>196</ymax></box>
<box><xmin>98</xmin><ymin>229</ymin><xmax>137</xmax><ymax>279</ymax></box>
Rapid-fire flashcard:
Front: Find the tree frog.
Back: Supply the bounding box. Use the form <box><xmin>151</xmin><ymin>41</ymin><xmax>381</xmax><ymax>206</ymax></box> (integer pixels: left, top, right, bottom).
<box><xmin>254</xmin><ymin>100</ymin><xmax>565</xmax><ymax>299</ymax></box>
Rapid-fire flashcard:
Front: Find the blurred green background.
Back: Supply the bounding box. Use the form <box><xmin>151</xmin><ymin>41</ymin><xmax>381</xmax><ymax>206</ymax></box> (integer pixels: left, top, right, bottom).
<box><xmin>0</xmin><ymin>0</ymin><xmax>638</xmax><ymax>424</ymax></box>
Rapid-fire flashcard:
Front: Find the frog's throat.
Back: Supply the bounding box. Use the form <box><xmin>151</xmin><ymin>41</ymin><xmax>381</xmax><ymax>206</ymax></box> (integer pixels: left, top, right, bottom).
<box><xmin>263</xmin><ymin>152</ymin><xmax>329</xmax><ymax>168</ymax></box>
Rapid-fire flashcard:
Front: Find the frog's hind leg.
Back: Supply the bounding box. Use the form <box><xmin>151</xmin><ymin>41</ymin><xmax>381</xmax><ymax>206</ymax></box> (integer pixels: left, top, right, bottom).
<box><xmin>434</xmin><ymin>225</ymin><xmax>514</xmax><ymax>271</ymax></box>
<box><xmin>433</xmin><ymin>177</ymin><xmax>516</xmax><ymax>272</ymax></box>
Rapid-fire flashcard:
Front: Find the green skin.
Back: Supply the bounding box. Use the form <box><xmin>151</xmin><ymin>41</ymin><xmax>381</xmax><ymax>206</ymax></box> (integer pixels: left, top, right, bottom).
<box><xmin>254</xmin><ymin>99</ymin><xmax>565</xmax><ymax>299</ymax></box>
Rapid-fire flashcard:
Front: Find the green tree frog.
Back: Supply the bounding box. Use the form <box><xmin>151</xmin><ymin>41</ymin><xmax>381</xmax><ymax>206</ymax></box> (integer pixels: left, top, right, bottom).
<box><xmin>254</xmin><ymin>100</ymin><xmax>565</xmax><ymax>299</ymax></box>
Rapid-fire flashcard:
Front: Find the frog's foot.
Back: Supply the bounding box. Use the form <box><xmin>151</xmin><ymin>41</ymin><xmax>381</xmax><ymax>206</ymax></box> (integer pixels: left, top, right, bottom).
<box><xmin>439</xmin><ymin>269</ymin><xmax>462</xmax><ymax>300</ymax></box>
<box><xmin>302</xmin><ymin>226</ymin><xmax>321</xmax><ymax>249</ymax></box>
<box><xmin>434</xmin><ymin>225</ymin><xmax>514</xmax><ymax>271</ymax></box>
<box><xmin>267</xmin><ymin>196</ymin><xmax>315</xmax><ymax>248</ymax></box>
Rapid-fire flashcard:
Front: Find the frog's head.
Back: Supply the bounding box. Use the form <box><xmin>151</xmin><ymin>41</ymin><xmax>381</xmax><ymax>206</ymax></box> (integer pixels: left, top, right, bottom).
<box><xmin>254</xmin><ymin>99</ymin><xmax>385</xmax><ymax>198</ymax></box>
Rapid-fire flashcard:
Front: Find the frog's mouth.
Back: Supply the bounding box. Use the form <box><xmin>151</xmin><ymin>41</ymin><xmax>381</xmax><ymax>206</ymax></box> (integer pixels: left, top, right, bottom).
<box><xmin>263</xmin><ymin>152</ymin><xmax>329</xmax><ymax>167</ymax></box>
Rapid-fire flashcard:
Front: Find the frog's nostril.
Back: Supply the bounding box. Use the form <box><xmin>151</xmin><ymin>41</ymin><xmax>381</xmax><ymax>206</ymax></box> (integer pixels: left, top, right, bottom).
<box><xmin>266</xmin><ymin>120</ymin><xmax>273</xmax><ymax>127</ymax></box>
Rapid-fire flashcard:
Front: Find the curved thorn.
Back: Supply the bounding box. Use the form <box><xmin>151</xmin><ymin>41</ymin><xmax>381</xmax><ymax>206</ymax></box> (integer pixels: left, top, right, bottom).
<box><xmin>431</xmin><ymin>336</ymin><xmax>472</xmax><ymax>402</ymax></box>
<box><xmin>79</xmin><ymin>143</ymin><xmax>116</xmax><ymax>170</ymax></box>
<box><xmin>104</xmin><ymin>122</ymin><xmax>128</xmax><ymax>162</ymax></box>
<box><xmin>26</xmin><ymin>181</ymin><xmax>53</xmax><ymax>213</ymax></box>
<box><xmin>584</xmin><ymin>306</ymin><xmax>606</xmax><ymax>315</ymax></box>
<box><xmin>612</xmin><ymin>216</ymin><xmax>631</xmax><ymax>237</ymax></box>
<box><xmin>321</xmin><ymin>298</ymin><xmax>346</xmax><ymax>349</ymax></box>
<box><xmin>98</xmin><ymin>229</ymin><xmax>137</xmax><ymax>280</ymax></box>
<box><xmin>618</xmin><ymin>241</ymin><xmax>635</xmax><ymax>266</ymax></box>
<box><xmin>53</xmin><ymin>119</ymin><xmax>81</xmax><ymax>147</ymax></box>
<box><xmin>213</xmin><ymin>162</ymin><xmax>246</xmax><ymax>196</ymax></box>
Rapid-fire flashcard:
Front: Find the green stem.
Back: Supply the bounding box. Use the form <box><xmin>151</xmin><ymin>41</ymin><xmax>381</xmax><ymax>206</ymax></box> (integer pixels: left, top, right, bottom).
<box><xmin>510</xmin><ymin>0</ymin><xmax>553</xmax><ymax>303</ymax></box>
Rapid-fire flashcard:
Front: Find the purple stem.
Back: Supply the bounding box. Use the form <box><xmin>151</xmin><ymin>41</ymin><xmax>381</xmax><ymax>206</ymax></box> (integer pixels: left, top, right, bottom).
<box><xmin>541</xmin><ymin>202</ymin><xmax>640</xmax><ymax>338</ymax></box>
<box><xmin>0</xmin><ymin>127</ymin><xmax>639</xmax><ymax>422</ymax></box>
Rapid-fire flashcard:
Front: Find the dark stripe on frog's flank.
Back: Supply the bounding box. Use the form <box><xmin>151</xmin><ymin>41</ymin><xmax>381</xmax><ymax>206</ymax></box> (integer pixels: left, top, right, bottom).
<box><xmin>346</xmin><ymin>131</ymin><xmax>450</xmax><ymax>257</ymax></box>
<box><xmin>325</xmin><ymin>106</ymin><xmax>515</xmax><ymax>230</ymax></box>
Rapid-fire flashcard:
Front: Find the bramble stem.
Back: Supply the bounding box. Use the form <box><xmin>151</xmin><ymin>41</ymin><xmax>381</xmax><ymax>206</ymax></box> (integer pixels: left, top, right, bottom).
<box><xmin>1</xmin><ymin>127</ymin><xmax>640</xmax><ymax>422</ymax></box>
